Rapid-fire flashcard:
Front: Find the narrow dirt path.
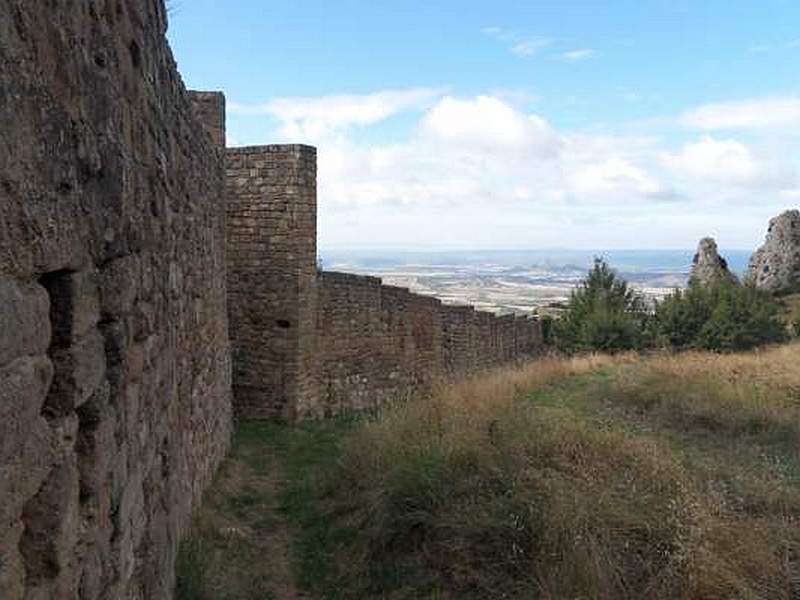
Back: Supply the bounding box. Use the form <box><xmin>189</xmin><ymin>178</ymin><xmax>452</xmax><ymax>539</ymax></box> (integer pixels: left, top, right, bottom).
<box><xmin>175</xmin><ymin>425</ymin><xmax>307</xmax><ymax>600</ymax></box>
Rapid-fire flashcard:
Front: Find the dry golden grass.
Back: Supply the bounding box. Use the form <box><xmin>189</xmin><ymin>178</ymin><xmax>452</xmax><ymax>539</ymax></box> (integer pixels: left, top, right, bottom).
<box><xmin>320</xmin><ymin>346</ymin><xmax>800</xmax><ymax>599</ymax></box>
<box><xmin>612</xmin><ymin>345</ymin><xmax>800</xmax><ymax>445</ymax></box>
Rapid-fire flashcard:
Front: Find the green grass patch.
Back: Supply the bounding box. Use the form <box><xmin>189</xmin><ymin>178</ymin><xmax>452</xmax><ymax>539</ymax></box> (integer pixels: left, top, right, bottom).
<box><xmin>175</xmin><ymin>416</ymin><xmax>362</xmax><ymax>600</ymax></box>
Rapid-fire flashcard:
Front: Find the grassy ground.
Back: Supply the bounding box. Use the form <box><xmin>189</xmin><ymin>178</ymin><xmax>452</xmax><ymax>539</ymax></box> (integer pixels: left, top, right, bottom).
<box><xmin>174</xmin><ymin>418</ymin><xmax>358</xmax><ymax>600</ymax></box>
<box><xmin>177</xmin><ymin>347</ymin><xmax>800</xmax><ymax>599</ymax></box>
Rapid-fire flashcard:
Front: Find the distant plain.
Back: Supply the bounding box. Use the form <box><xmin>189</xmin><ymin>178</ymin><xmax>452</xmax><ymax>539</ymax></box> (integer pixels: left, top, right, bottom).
<box><xmin>322</xmin><ymin>249</ymin><xmax>752</xmax><ymax>314</ymax></box>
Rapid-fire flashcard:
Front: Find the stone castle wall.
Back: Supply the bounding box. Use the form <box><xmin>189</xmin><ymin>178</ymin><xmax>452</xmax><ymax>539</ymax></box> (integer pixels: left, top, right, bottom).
<box><xmin>225</xmin><ymin>145</ymin><xmax>318</xmax><ymax>421</ymax></box>
<box><xmin>315</xmin><ymin>271</ymin><xmax>543</xmax><ymax>416</ymax></box>
<box><xmin>0</xmin><ymin>2</ymin><xmax>231</xmax><ymax>598</ymax></box>
<box><xmin>1</xmin><ymin>1</ymin><xmax>546</xmax><ymax>596</ymax></box>
<box><xmin>223</xmin><ymin>145</ymin><xmax>545</xmax><ymax>420</ymax></box>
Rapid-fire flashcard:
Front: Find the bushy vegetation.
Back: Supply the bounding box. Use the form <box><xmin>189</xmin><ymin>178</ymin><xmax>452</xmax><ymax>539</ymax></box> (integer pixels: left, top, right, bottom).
<box><xmin>555</xmin><ymin>258</ymin><xmax>788</xmax><ymax>353</ymax></box>
<box><xmin>652</xmin><ymin>280</ymin><xmax>788</xmax><ymax>351</ymax></box>
<box><xmin>554</xmin><ymin>258</ymin><xmax>649</xmax><ymax>353</ymax></box>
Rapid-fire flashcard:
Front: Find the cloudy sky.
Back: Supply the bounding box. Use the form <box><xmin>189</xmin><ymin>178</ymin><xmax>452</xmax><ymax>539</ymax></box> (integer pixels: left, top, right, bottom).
<box><xmin>167</xmin><ymin>0</ymin><xmax>800</xmax><ymax>252</ymax></box>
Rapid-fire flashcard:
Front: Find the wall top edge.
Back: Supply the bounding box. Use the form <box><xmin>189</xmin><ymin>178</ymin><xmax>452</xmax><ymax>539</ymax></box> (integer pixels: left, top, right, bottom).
<box><xmin>319</xmin><ymin>271</ymin><xmax>540</xmax><ymax>323</ymax></box>
<box><xmin>226</xmin><ymin>144</ymin><xmax>317</xmax><ymax>155</ymax></box>
<box><xmin>187</xmin><ymin>90</ymin><xmax>225</xmax><ymax>98</ymax></box>
<box><xmin>319</xmin><ymin>270</ymin><xmax>383</xmax><ymax>285</ymax></box>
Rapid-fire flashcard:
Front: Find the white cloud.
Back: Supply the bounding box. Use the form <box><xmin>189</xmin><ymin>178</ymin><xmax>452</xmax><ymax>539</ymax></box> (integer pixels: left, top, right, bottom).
<box><xmin>481</xmin><ymin>26</ymin><xmax>553</xmax><ymax>57</ymax></box>
<box><xmin>663</xmin><ymin>137</ymin><xmax>797</xmax><ymax>188</ymax></box>
<box><xmin>481</xmin><ymin>25</ymin><xmax>519</xmax><ymax>44</ymax></box>
<box><xmin>229</xmin><ymin>88</ymin><xmax>442</xmax><ymax>139</ymax></box>
<box><xmin>572</xmin><ymin>158</ymin><xmax>667</xmax><ymax>198</ymax></box>
<box><xmin>663</xmin><ymin>137</ymin><xmax>761</xmax><ymax>183</ymax></box>
<box><xmin>511</xmin><ymin>38</ymin><xmax>553</xmax><ymax>57</ymax></box>
<box><xmin>680</xmin><ymin>96</ymin><xmax>800</xmax><ymax>131</ymax></box>
<box><xmin>232</xmin><ymin>86</ymin><xmax>800</xmax><ymax>249</ymax></box>
<box><xmin>559</xmin><ymin>49</ymin><xmax>596</xmax><ymax>62</ymax></box>
<box><xmin>420</xmin><ymin>96</ymin><xmax>560</xmax><ymax>153</ymax></box>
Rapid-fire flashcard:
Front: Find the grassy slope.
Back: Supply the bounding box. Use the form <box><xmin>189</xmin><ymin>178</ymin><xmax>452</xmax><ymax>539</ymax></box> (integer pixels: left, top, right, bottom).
<box><xmin>177</xmin><ymin>347</ymin><xmax>800</xmax><ymax>599</ymax></box>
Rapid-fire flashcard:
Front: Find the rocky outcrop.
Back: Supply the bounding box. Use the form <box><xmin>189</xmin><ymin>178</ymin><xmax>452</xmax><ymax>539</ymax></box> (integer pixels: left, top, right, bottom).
<box><xmin>689</xmin><ymin>238</ymin><xmax>737</xmax><ymax>286</ymax></box>
<box><xmin>747</xmin><ymin>210</ymin><xmax>800</xmax><ymax>292</ymax></box>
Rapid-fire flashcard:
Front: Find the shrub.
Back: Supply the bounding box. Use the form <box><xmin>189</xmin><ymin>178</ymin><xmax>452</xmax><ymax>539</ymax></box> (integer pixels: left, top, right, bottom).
<box><xmin>653</xmin><ymin>281</ymin><xmax>787</xmax><ymax>352</ymax></box>
<box><xmin>539</xmin><ymin>314</ymin><xmax>554</xmax><ymax>345</ymax></box>
<box><xmin>554</xmin><ymin>258</ymin><xmax>649</xmax><ymax>353</ymax></box>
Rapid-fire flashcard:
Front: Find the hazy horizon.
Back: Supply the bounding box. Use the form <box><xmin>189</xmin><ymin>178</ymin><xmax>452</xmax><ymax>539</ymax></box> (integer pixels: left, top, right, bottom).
<box><xmin>318</xmin><ymin>246</ymin><xmax>753</xmax><ymax>313</ymax></box>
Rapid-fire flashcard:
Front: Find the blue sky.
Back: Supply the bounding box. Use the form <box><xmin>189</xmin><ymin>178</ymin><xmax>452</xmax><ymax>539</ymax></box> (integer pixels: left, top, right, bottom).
<box><xmin>167</xmin><ymin>1</ymin><xmax>800</xmax><ymax>251</ymax></box>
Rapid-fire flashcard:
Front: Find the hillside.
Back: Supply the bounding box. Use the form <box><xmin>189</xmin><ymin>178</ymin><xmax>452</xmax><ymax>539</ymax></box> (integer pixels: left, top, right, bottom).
<box><xmin>177</xmin><ymin>345</ymin><xmax>800</xmax><ymax>599</ymax></box>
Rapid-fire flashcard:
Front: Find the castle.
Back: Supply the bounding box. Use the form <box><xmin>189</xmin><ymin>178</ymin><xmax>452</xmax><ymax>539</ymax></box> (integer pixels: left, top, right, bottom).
<box><xmin>0</xmin><ymin>2</ymin><xmax>542</xmax><ymax>598</ymax></box>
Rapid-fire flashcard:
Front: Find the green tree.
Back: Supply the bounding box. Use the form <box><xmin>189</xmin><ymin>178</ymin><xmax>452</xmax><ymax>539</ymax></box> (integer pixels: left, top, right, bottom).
<box><xmin>651</xmin><ymin>285</ymin><xmax>713</xmax><ymax>350</ymax></box>
<box><xmin>653</xmin><ymin>280</ymin><xmax>787</xmax><ymax>352</ymax></box>
<box><xmin>555</xmin><ymin>258</ymin><xmax>649</xmax><ymax>353</ymax></box>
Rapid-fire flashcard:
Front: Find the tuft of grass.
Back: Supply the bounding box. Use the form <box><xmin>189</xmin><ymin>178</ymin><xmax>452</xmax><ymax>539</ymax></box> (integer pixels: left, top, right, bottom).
<box><xmin>610</xmin><ymin>347</ymin><xmax>800</xmax><ymax>449</ymax></box>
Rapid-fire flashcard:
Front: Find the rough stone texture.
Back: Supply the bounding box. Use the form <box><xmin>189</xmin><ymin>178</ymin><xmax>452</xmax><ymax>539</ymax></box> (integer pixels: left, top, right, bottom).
<box><xmin>225</xmin><ymin>145</ymin><xmax>318</xmax><ymax>421</ymax></box>
<box><xmin>689</xmin><ymin>237</ymin><xmax>737</xmax><ymax>286</ymax></box>
<box><xmin>1</xmin><ymin>0</ymin><xmax>546</xmax><ymax>591</ymax></box>
<box><xmin>0</xmin><ymin>2</ymin><xmax>232</xmax><ymax>598</ymax></box>
<box><xmin>188</xmin><ymin>91</ymin><xmax>226</xmax><ymax>148</ymax></box>
<box><xmin>747</xmin><ymin>210</ymin><xmax>800</xmax><ymax>292</ymax></box>
<box><xmin>314</xmin><ymin>272</ymin><xmax>543</xmax><ymax>415</ymax></box>
<box><xmin>225</xmin><ymin>146</ymin><xmax>545</xmax><ymax>420</ymax></box>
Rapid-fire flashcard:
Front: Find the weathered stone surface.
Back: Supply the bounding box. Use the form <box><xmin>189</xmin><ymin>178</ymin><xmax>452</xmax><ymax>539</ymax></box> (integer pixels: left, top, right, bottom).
<box><xmin>2</xmin><ymin>1</ymin><xmax>549</xmax><ymax>596</ymax></box>
<box><xmin>226</xmin><ymin>145</ymin><xmax>318</xmax><ymax>420</ymax></box>
<box><xmin>689</xmin><ymin>237</ymin><xmax>737</xmax><ymax>286</ymax></box>
<box><xmin>0</xmin><ymin>277</ymin><xmax>51</xmax><ymax>367</ymax></box>
<box><xmin>0</xmin><ymin>356</ymin><xmax>54</xmax><ymax>546</ymax></box>
<box><xmin>188</xmin><ymin>91</ymin><xmax>227</xmax><ymax>148</ymax></box>
<box><xmin>315</xmin><ymin>272</ymin><xmax>543</xmax><ymax>415</ymax></box>
<box><xmin>0</xmin><ymin>1</ymin><xmax>232</xmax><ymax>598</ymax></box>
<box><xmin>747</xmin><ymin>209</ymin><xmax>800</xmax><ymax>292</ymax></box>
<box><xmin>316</xmin><ymin>272</ymin><xmax>529</xmax><ymax>414</ymax></box>
<box><xmin>224</xmin><ymin>146</ymin><xmax>545</xmax><ymax>421</ymax></box>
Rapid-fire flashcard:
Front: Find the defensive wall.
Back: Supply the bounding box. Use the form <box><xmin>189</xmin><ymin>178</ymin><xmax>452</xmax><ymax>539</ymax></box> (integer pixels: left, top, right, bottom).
<box><xmin>0</xmin><ymin>1</ymin><xmax>231</xmax><ymax>598</ymax></box>
<box><xmin>221</xmin><ymin>142</ymin><xmax>544</xmax><ymax>421</ymax></box>
<box><xmin>315</xmin><ymin>271</ymin><xmax>542</xmax><ymax>417</ymax></box>
<box><xmin>0</xmin><ymin>1</ymin><xmax>544</xmax><ymax>596</ymax></box>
